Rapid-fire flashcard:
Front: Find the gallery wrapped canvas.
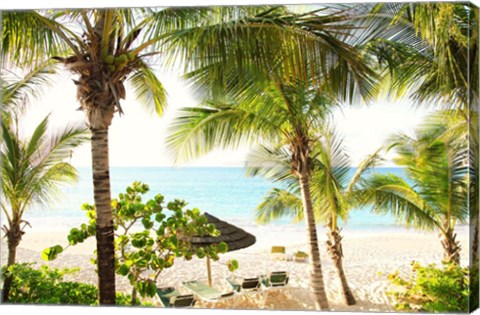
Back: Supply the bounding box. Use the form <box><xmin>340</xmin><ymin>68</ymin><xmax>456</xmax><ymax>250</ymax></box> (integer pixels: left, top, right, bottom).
<box><xmin>0</xmin><ymin>0</ymin><xmax>479</xmax><ymax>314</ymax></box>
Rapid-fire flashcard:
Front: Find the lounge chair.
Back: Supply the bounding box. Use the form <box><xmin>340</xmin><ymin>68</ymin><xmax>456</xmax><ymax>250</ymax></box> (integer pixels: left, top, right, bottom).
<box><xmin>293</xmin><ymin>251</ymin><xmax>308</xmax><ymax>262</ymax></box>
<box><xmin>226</xmin><ymin>276</ymin><xmax>261</xmax><ymax>292</ymax></box>
<box><xmin>182</xmin><ymin>280</ymin><xmax>235</xmax><ymax>306</ymax></box>
<box><xmin>262</xmin><ymin>271</ymin><xmax>289</xmax><ymax>288</ymax></box>
<box><xmin>270</xmin><ymin>246</ymin><xmax>287</xmax><ymax>260</ymax></box>
<box><xmin>225</xmin><ymin>276</ymin><xmax>263</xmax><ymax>306</ymax></box>
<box><xmin>260</xmin><ymin>271</ymin><xmax>291</xmax><ymax>308</ymax></box>
<box><xmin>156</xmin><ymin>287</ymin><xmax>196</xmax><ymax>308</ymax></box>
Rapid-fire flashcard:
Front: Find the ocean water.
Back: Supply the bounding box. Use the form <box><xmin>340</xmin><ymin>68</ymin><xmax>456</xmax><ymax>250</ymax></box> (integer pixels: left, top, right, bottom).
<box><xmin>24</xmin><ymin>167</ymin><xmax>406</xmax><ymax>232</ymax></box>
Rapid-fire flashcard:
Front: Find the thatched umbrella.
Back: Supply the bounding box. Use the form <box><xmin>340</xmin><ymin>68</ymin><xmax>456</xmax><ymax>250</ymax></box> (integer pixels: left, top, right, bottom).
<box><xmin>187</xmin><ymin>212</ymin><xmax>256</xmax><ymax>286</ymax></box>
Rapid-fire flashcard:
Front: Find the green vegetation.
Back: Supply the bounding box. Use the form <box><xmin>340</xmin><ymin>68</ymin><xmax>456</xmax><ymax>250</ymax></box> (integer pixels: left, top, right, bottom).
<box><xmin>0</xmin><ymin>67</ymin><xmax>88</xmax><ymax>302</ymax></box>
<box><xmin>246</xmin><ymin>124</ymin><xmax>382</xmax><ymax>306</ymax></box>
<box><xmin>43</xmin><ymin>181</ymin><xmax>230</xmax><ymax>304</ymax></box>
<box><xmin>0</xmin><ymin>2</ymin><xmax>478</xmax><ymax>311</ymax></box>
<box><xmin>359</xmin><ymin>112</ymin><xmax>468</xmax><ymax>265</ymax></box>
<box><xmin>2</xmin><ymin>263</ymin><xmax>97</xmax><ymax>305</ymax></box>
<box><xmin>388</xmin><ymin>262</ymin><xmax>470</xmax><ymax>313</ymax></box>
<box><xmin>1</xmin><ymin>6</ymin><xmax>378</xmax><ymax>304</ymax></box>
<box><xmin>2</xmin><ymin>263</ymin><xmax>145</xmax><ymax>305</ymax></box>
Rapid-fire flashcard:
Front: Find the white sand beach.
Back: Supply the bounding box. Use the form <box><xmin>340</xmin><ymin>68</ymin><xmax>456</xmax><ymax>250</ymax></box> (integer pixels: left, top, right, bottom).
<box><xmin>0</xmin><ymin>225</ymin><xmax>471</xmax><ymax>312</ymax></box>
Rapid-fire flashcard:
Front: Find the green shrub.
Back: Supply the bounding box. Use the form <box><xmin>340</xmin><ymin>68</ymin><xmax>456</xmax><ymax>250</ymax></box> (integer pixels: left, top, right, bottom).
<box><xmin>44</xmin><ymin>181</ymin><xmax>231</xmax><ymax>304</ymax></box>
<box><xmin>3</xmin><ymin>263</ymin><xmax>98</xmax><ymax>305</ymax></box>
<box><xmin>2</xmin><ymin>263</ymin><xmax>139</xmax><ymax>306</ymax></box>
<box><xmin>388</xmin><ymin>261</ymin><xmax>470</xmax><ymax>312</ymax></box>
<box><xmin>470</xmin><ymin>263</ymin><xmax>479</xmax><ymax>310</ymax></box>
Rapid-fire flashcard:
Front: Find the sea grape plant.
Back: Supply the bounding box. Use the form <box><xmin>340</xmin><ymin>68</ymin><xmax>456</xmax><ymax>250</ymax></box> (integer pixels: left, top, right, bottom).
<box><xmin>387</xmin><ymin>261</ymin><xmax>470</xmax><ymax>312</ymax></box>
<box><xmin>2</xmin><ymin>263</ymin><xmax>144</xmax><ymax>305</ymax></box>
<box><xmin>43</xmin><ymin>181</ymin><xmax>236</xmax><ymax>304</ymax></box>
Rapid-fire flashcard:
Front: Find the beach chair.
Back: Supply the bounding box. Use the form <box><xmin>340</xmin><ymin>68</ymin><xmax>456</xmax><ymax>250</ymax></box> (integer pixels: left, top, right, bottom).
<box><xmin>259</xmin><ymin>271</ymin><xmax>290</xmax><ymax>308</ymax></box>
<box><xmin>226</xmin><ymin>276</ymin><xmax>262</xmax><ymax>306</ymax></box>
<box><xmin>293</xmin><ymin>251</ymin><xmax>308</xmax><ymax>262</ymax></box>
<box><xmin>262</xmin><ymin>271</ymin><xmax>289</xmax><ymax>288</ymax></box>
<box><xmin>226</xmin><ymin>276</ymin><xmax>261</xmax><ymax>292</ymax></box>
<box><xmin>270</xmin><ymin>246</ymin><xmax>287</xmax><ymax>260</ymax></box>
<box><xmin>156</xmin><ymin>287</ymin><xmax>196</xmax><ymax>308</ymax></box>
<box><xmin>182</xmin><ymin>280</ymin><xmax>236</xmax><ymax>307</ymax></box>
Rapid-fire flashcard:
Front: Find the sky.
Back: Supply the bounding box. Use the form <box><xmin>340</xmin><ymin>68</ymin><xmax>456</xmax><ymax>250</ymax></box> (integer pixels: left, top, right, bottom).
<box><xmin>20</xmin><ymin>71</ymin><xmax>432</xmax><ymax>168</ymax></box>
<box><xmin>8</xmin><ymin>0</ymin><xmax>438</xmax><ymax>168</ymax></box>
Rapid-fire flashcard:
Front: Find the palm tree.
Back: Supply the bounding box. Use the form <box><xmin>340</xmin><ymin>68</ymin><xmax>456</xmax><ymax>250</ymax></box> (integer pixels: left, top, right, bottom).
<box><xmin>2</xmin><ymin>6</ymin><xmax>378</xmax><ymax>304</ymax></box>
<box><xmin>1</xmin><ymin>66</ymin><xmax>88</xmax><ymax>302</ymax></box>
<box><xmin>166</xmin><ymin>5</ymin><xmax>381</xmax><ymax>308</ymax></box>
<box><xmin>358</xmin><ymin>3</ymin><xmax>477</xmax><ymax>303</ymax></box>
<box><xmin>359</xmin><ymin>112</ymin><xmax>469</xmax><ymax>265</ymax></box>
<box><xmin>365</xmin><ymin>3</ymin><xmax>478</xmax><ymax>109</ymax></box>
<box><xmin>167</xmin><ymin>56</ymin><xmax>378</xmax><ymax>310</ymax></box>
<box><xmin>246</xmin><ymin>125</ymin><xmax>381</xmax><ymax>305</ymax></box>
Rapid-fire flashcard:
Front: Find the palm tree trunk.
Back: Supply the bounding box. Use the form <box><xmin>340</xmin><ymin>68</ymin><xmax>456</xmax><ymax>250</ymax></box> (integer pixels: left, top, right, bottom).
<box><xmin>298</xmin><ymin>174</ymin><xmax>329</xmax><ymax>310</ymax></box>
<box><xmin>473</xmin><ymin>219</ymin><xmax>479</xmax><ymax>265</ymax></box>
<box><xmin>441</xmin><ymin>229</ymin><xmax>461</xmax><ymax>265</ymax></box>
<box><xmin>1</xmin><ymin>222</ymin><xmax>22</xmax><ymax>302</ymax></box>
<box><xmin>91</xmin><ymin>128</ymin><xmax>116</xmax><ymax>304</ymax></box>
<box><xmin>326</xmin><ymin>228</ymin><xmax>356</xmax><ymax>305</ymax></box>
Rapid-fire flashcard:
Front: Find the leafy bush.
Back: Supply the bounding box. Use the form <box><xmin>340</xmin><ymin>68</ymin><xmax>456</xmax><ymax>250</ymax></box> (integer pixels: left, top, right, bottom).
<box><xmin>388</xmin><ymin>261</ymin><xmax>470</xmax><ymax>312</ymax></box>
<box><xmin>470</xmin><ymin>264</ymin><xmax>479</xmax><ymax>310</ymax></box>
<box><xmin>44</xmin><ymin>181</ymin><xmax>236</xmax><ymax>304</ymax></box>
<box><xmin>3</xmin><ymin>263</ymin><xmax>97</xmax><ymax>305</ymax></box>
<box><xmin>2</xmin><ymin>263</ymin><xmax>144</xmax><ymax>305</ymax></box>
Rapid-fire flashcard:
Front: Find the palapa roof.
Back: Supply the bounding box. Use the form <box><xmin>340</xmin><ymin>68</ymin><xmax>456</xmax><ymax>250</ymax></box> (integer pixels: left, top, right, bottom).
<box><xmin>187</xmin><ymin>212</ymin><xmax>256</xmax><ymax>251</ymax></box>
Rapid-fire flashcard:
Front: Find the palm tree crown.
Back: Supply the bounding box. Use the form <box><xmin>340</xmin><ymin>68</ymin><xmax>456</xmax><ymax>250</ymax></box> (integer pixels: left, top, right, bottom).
<box><xmin>359</xmin><ymin>111</ymin><xmax>469</xmax><ymax>264</ymax></box>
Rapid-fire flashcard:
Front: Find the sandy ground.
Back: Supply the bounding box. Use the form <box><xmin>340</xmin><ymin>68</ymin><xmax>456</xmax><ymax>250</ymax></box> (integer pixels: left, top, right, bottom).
<box><xmin>0</xmin><ymin>225</ymin><xmax>471</xmax><ymax>312</ymax></box>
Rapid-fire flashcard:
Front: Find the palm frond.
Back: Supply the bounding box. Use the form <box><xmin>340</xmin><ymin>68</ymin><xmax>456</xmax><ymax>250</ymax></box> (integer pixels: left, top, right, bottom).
<box><xmin>345</xmin><ymin>147</ymin><xmax>384</xmax><ymax>195</ymax></box>
<box><xmin>166</xmin><ymin>104</ymin><xmax>278</xmax><ymax>164</ymax></box>
<box><xmin>162</xmin><ymin>5</ymin><xmax>378</xmax><ymax>104</ymax></box>
<box><xmin>255</xmin><ymin>188</ymin><xmax>304</xmax><ymax>224</ymax></box>
<box><xmin>1</xmin><ymin>115</ymin><xmax>88</xmax><ymax>218</ymax></box>
<box><xmin>2</xmin><ymin>11</ymin><xmax>79</xmax><ymax>66</ymax></box>
<box><xmin>359</xmin><ymin>173</ymin><xmax>440</xmax><ymax>231</ymax></box>
<box><xmin>128</xmin><ymin>63</ymin><xmax>167</xmax><ymax>115</ymax></box>
<box><xmin>245</xmin><ymin>144</ymin><xmax>296</xmax><ymax>188</ymax></box>
<box><xmin>1</xmin><ymin>60</ymin><xmax>57</xmax><ymax>117</ymax></box>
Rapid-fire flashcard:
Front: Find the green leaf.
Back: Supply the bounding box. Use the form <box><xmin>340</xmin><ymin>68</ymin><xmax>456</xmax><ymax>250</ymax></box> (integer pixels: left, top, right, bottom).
<box><xmin>227</xmin><ymin>259</ymin><xmax>239</xmax><ymax>272</ymax></box>
<box><xmin>197</xmin><ymin>215</ymin><xmax>207</xmax><ymax>225</ymax></box>
<box><xmin>165</xmin><ymin>255</ymin><xmax>174</xmax><ymax>268</ymax></box>
<box><xmin>217</xmin><ymin>242</ymin><xmax>228</xmax><ymax>253</ymax></box>
<box><xmin>118</xmin><ymin>264</ymin><xmax>130</xmax><ymax>276</ymax></box>
<box><xmin>146</xmin><ymin>281</ymin><xmax>157</xmax><ymax>297</ymax></box>
<box><xmin>196</xmin><ymin>248</ymin><xmax>206</xmax><ymax>259</ymax></box>
<box><xmin>41</xmin><ymin>245</ymin><xmax>63</xmax><ymax>261</ymax></box>
<box><xmin>155</xmin><ymin>213</ymin><xmax>166</xmax><ymax>222</ymax></box>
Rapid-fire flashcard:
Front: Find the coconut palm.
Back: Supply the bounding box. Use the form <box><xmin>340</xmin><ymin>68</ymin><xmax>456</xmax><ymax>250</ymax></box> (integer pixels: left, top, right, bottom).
<box><xmin>2</xmin><ymin>6</ymin><xmax>380</xmax><ymax>304</ymax></box>
<box><xmin>168</xmin><ymin>79</ymin><xmax>332</xmax><ymax>309</ymax></box>
<box><xmin>1</xmin><ymin>61</ymin><xmax>56</xmax><ymax>120</ymax></box>
<box><xmin>246</xmin><ymin>125</ymin><xmax>381</xmax><ymax>305</ymax></box>
<box><xmin>167</xmin><ymin>50</ymin><xmax>378</xmax><ymax>311</ymax></box>
<box><xmin>354</xmin><ymin>2</ymin><xmax>477</xmax><ymax>108</ymax></box>
<box><xmin>359</xmin><ymin>112</ymin><xmax>469</xmax><ymax>265</ymax></box>
<box><xmin>1</xmin><ymin>66</ymin><xmax>88</xmax><ymax>302</ymax></box>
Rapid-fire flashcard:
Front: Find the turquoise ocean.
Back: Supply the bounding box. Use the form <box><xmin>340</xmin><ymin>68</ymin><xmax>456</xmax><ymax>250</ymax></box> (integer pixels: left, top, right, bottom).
<box><xmin>25</xmin><ymin>167</ymin><xmax>406</xmax><ymax>233</ymax></box>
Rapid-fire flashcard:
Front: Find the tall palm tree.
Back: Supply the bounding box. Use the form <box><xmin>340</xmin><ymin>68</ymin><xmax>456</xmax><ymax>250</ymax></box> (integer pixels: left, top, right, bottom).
<box><xmin>1</xmin><ymin>65</ymin><xmax>88</xmax><ymax>302</ymax></box>
<box><xmin>166</xmin><ymin>6</ymin><xmax>380</xmax><ymax>308</ymax></box>
<box><xmin>246</xmin><ymin>125</ymin><xmax>381</xmax><ymax>305</ymax></box>
<box><xmin>358</xmin><ymin>3</ymin><xmax>477</xmax><ymax>304</ymax></box>
<box><xmin>167</xmin><ymin>58</ymin><xmax>377</xmax><ymax>310</ymax></box>
<box><xmin>168</xmin><ymin>79</ymin><xmax>332</xmax><ymax>310</ymax></box>
<box><xmin>359</xmin><ymin>112</ymin><xmax>469</xmax><ymax>265</ymax></box>
<box><xmin>1</xmin><ymin>6</ymin><xmax>377</xmax><ymax>304</ymax></box>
